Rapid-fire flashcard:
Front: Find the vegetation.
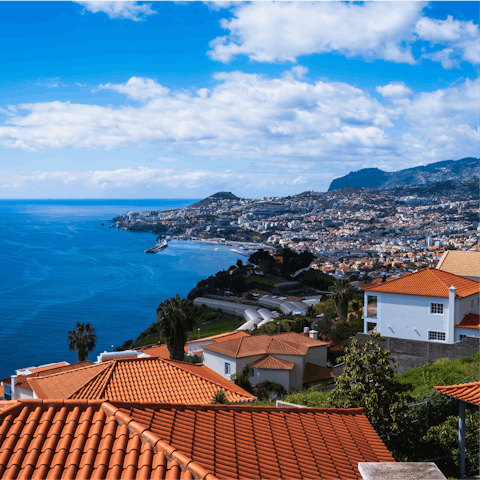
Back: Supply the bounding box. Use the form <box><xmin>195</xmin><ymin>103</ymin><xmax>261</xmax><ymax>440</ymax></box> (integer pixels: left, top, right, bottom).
<box><xmin>231</xmin><ymin>366</ymin><xmax>255</xmax><ymax>394</ymax></box>
<box><xmin>328</xmin><ymin>278</ymin><xmax>355</xmax><ymax>318</ymax></box>
<box><xmin>211</xmin><ymin>391</ymin><xmax>230</xmax><ymax>404</ymax></box>
<box><xmin>183</xmin><ymin>354</ymin><xmax>203</xmax><ymax>364</ymax></box>
<box><xmin>326</xmin><ymin>333</ymin><xmax>413</xmax><ymax>449</ymax></box>
<box><xmin>156</xmin><ymin>294</ymin><xmax>196</xmax><ymax>361</ymax></box>
<box><xmin>397</xmin><ymin>353</ymin><xmax>479</xmax><ymax>395</ymax></box>
<box><xmin>67</xmin><ymin>322</ymin><xmax>97</xmax><ymax>362</ymax></box>
<box><xmin>255</xmin><ymin>380</ymin><xmax>287</xmax><ymax>400</ymax></box>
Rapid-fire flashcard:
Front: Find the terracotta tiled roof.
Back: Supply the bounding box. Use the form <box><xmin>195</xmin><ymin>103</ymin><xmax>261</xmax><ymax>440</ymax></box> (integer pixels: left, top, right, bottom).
<box><xmin>0</xmin><ymin>400</ymin><xmax>16</xmax><ymax>412</ymax></box>
<box><xmin>138</xmin><ymin>343</ymin><xmax>182</xmax><ymax>359</ymax></box>
<box><xmin>203</xmin><ymin>332</ymin><xmax>327</xmax><ymax>359</ymax></box>
<box><xmin>0</xmin><ymin>400</ymin><xmax>394</xmax><ymax>480</ymax></box>
<box><xmin>433</xmin><ymin>381</ymin><xmax>480</xmax><ymax>406</ymax></box>
<box><xmin>28</xmin><ymin>362</ymin><xmax>69</xmax><ymax>374</ymax></box>
<box><xmin>27</xmin><ymin>363</ymin><xmax>111</xmax><ymax>399</ymax></box>
<box><xmin>189</xmin><ymin>331</ymin><xmax>250</xmax><ymax>344</ymax></box>
<box><xmin>303</xmin><ymin>363</ymin><xmax>334</xmax><ymax>383</ymax></box>
<box><xmin>456</xmin><ymin>313</ymin><xmax>480</xmax><ymax>330</ymax></box>
<box><xmin>29</xmin><ymin>357</ymin><xmax>256</xmax><ymax>404</ymax></box>
<box><xmin>250</xmin><ymin>355</ymin><xmax>295</xmax><ymax>370</ymax></box>
<box><xmin>437</xmin><ymin>250</ymin><xmax>480</xmax><ymax>278</ymax></box>
<box><xmin>362</xmin><ymin>268</ymin><xmax>479</xmax><ymax>298</ymax></box>
<box><xmin>1</xmin><ymin>361</ymin><xmax>93</xmax><ymax>391</ymax></box>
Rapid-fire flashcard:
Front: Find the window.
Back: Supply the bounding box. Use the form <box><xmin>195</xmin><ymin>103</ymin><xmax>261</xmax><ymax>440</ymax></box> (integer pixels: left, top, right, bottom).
<box><xmin>366</xmin><ymin>296</ymin><xmax>377</xmax><ymax>318</ymax></box>
<box><xmin>224</xmin><ymin>362</ymin><xmax>231</xmax><ymax>375</ymax></box>
<box><xmin>459</xmin><ymin>334</ymin><xmax>469</xmax><ymax>340</ymax></box>
<box><xmin>3</xmin><ymin>384</ymin><xmax>11</xmax><ymax>401</ymax></box>
<box><xmin>251</xmin><ymin>368</ymin><xmax>255</xmax><ymax>377</ymax></box>
<box><xmin>430</xmin><ymin>303</ymin><xmax>444</xmax><ymax>315</ymax></box>
<box><xmin>428</xmin><ymin>331</ymin><xmax>446</xmax><ymax>341</ymax></box>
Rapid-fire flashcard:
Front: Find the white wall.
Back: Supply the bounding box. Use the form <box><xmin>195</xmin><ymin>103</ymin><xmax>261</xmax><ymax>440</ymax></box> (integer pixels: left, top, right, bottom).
<box><xmin>203</xmin><ymin>350</ymin><xmax>239</xmax><ymax>379</ymax></box>
<box><xmin>304</xmin><ymin>345</ymin><xmax>328</xmax><ymax>367</ymax></box>
<box><xmin>251</xmin><ymin>368</ymin><xmax>290</xmax><ymax>393</ymax></box>
<box><xmin>455</xmin><ymin>295</ymin><xmax>479</xmax><ymax>325</ymax></box>
<box><xmin>15</xmin><ymin>387</ymin><xmax>36</xmax><ymax>400</ymax></box>
<box><xmin>455</xmin><ymin>328</ymin><xmax>480</xmax><ymax>342</ymax></box>
<box><xmin>187</xmin><ymin>339</ymin><xmax>214</xmax><ymax>354</ymax></box>
<box><xmin>203</xmin><ymin>350</ymin><xmax>306</xmax><ymax>392</ymax></box>
<box><xmin>365</xmin><ymin>292</ymin><xmax>454</xmax><ymax>343</ymax></box>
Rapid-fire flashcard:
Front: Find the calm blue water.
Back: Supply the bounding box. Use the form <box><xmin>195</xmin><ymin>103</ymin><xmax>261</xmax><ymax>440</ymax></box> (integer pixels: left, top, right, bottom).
<box><xmin>0</xmin><ymin>200</ymin><xmax>243</xmax><ymax>378</ymax></box>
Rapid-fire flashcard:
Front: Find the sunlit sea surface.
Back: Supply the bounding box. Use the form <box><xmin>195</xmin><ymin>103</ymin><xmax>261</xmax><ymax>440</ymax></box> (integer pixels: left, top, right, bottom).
<box><xmin>0</xmin><ymin>200</ymin><xmax>243</xmax><ymax>378</ymax></box>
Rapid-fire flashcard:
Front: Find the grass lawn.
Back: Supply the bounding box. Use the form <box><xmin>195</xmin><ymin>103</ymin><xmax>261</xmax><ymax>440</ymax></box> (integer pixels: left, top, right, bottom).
<box><xmin>193</xmin><ymin>316</ymin><xmax>245</xmax><ymax>340</ymax></box>
<box><xmin>397</xmin><ymin>351</ymin><xmax>479</xmax><ymax>396</ymax></box>
<box><xmin>245</xmin><ymin>275</ymin><xmax>276</xmax><ymax>286</ymax></box>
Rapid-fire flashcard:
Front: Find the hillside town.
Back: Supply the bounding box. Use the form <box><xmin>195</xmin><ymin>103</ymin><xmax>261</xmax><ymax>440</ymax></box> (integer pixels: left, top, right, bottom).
<box><xmin>113</xmin><ymin>178</ymin><xmax>479</xmax><ymax>285</ymax></box>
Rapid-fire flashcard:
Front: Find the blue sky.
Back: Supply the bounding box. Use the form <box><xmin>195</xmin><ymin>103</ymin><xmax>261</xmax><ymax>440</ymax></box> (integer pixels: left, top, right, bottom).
<box><xmin>0</xmin><ymin>1</ymin><xmax>478</xmax><ymax>199</ymax></box>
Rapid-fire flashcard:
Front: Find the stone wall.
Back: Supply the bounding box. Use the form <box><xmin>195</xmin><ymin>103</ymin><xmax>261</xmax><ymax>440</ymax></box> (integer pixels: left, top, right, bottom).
<box><xmin>350</xmin><ymin>333</ymin><xmax>479</xmax><ymax>373</ymax></box>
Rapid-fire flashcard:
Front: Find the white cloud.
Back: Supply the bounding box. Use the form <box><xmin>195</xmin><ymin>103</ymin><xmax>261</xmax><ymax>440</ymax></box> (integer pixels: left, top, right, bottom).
<box><xmin>75</xmin><ymin>1</ymin><xmax>156</xmax><ymax>21</ymax></box>
<box><xmin>208</xmin><ymin>2</ymin><xmax>423</xmax><ymax>64</ymax></box>
<box><xmin>0</xmin><ymin>73</ymin><xmax>477</xmax><ymax>169</ymax></box>
<box><xmin>207</xmin><ymin>3</ymin><xmax>479</xmax><ymax>69</ymax></box>
<box><xmin>95</xmin><ymin>76</ymin><xmax>169</xmax><ymax>100</ymax></box>
<box><xmin>376</xmin><ymin>82</ymin><xmax>413</xmax><ymax>98</ymax></box>
<box><xmin>416</xmin><ymin>15</ymin><xmax>479</xmax><ymax>68</ymax></box>
<box><xmin>0</xmin><ymin>167</ymin><xmax>329</xmax><ymax>193</ymax></box>
<box><xmin>156</xmin><ymin>156</ymin><xmax>178</xmax><ymax>162</ymax></box>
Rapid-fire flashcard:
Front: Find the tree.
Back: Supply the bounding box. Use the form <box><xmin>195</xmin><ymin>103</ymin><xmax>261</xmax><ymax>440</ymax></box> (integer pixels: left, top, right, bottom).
<box><xmin>327</xmin><ymin>333</ymin><xmax>412</xmax><ymax>449</ymax></box>
<box><xmin>231</xmin><ymin>365</ymin><xmax>254</xmax><ymax>394</ymax></box>
<box><xmin>255</xmin><ymin>380</ymin><xmax>287</xmax><ymax>400</ymax></box>
<box><xmin>68</xmin><ymin>322</ymin><xmax>97</xmax><ymax>362</ymax></box>
<box><xmin>329</xmin><ymin>279</ymin><xmax>355</xmax><ymax>318</ymax></box>
<box><xmin>156</xmin><ymin>294</ymin><xmax>196</xmax><ymax>361</ymax></box>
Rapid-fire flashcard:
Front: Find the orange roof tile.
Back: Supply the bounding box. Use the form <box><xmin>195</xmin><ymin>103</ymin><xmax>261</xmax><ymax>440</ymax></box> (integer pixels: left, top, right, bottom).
<box><xmin>139</xmin><ymin>343</ymin><xmax>182</xmax><ymax>359</ymax></box>
<box><xmin>456</xmin><ymin>313</ymin><xmax>480</xmax><ymax>330</ymax></box>
<box><xmin>433</xmin><ymin>381</ymin><xmax>480</xmax><ymax>406</ymax></box>
<box><xmin>0</xmin><ymin>400</ymin><xmax>394</xmax><ymax>480</ymax></box>
<box><xmin>1</xmin><ymin>361</ymin><xmax>93</xmax><ymax>391</ymax></box>
<box><xmin>203</xmin><ymin>332</ymin><xmax>328</xmax><ymax>358</ymax></box>
<box><xmin>29</xmin><ymin>357</ymin><xmax>256</xmax><ymax>404</ymax></box>
<box><xmin>250</xmin><ymin>355</ymin><xmax>295</xmax><ymax>370</ymax></box>
<box><xmin>303</xmin><ymin>363</ymin><xmax>334</xmax><ymax>383</ymax></box>
<box><xmin>437</xmin><ymin>250</ymin><xmax>480</xmax><ymax>278</ymax></box>
<box><xmin>362</xmin><ymin>268</ymin><xmax>479</xmax><ymax>298</ymax></box>
<box><xmin>189</xmin><ymin>331</ymin><xmax>250</xmax><ymax>344</ymax></box>
<box><xmin>0</xmin><ymin>401</ymin><xmax>15</xmax><ymax>411</ymax></box>
<box><xmin>27</xmin><ymin>363</ymin><xmax>111</xmax><ymax>399</ymax></box>
<box><xmin>28</xmin><ymin>361</ymin><xmax>69</xmax><ymax>373</ymax></box>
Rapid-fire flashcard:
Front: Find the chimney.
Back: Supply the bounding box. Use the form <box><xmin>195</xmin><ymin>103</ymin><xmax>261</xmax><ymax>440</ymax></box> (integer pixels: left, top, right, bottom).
<box><xmin>309</xmin><ymin>330</ymin><xmax>318</xmax><ymax>340</ymax></box>
<box><xmin>11</xmin><ymin>375</ymin><xmax>17</xmax><ymax>400</ymax></box>
<box><xmin>448</xmin><ymin>286</ymin><xmax>456</xmax><ymax>343</ymax></box>
<box><xmin>303</xmin><ymin>326</ymin><xmax>309</xmax><ymax>336</ymax></box>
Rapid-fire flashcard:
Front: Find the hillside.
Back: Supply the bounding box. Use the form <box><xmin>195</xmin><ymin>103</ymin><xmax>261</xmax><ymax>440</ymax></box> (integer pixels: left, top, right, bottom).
<box><xmin>189</xmin><ymin>191</ymin><xmax>240</xmax><ymax>208</ymax></box>
<box><xmin>328</xmin><ymin>157</ymin><xmax>479</xmax><ymax>191</ymax></box>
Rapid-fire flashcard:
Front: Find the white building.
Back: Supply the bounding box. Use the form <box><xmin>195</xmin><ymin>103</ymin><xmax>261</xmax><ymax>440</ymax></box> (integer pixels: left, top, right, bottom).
<box><xmin>362</xmin><ymin>268</ymin><xmax>479</xmax><ymax>344</ymax></box>
<box><xmin>202</xmin><ymin>331</ymin><xmax>331</xmax><ymax>393</ymax></box>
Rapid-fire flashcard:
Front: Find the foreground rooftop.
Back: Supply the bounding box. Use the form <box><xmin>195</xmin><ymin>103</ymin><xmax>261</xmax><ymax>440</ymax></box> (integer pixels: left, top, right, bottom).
<box><xmin>0</xmin><ymin>399</ymin><xmax>394</xmax><ymax>479</ymax></box>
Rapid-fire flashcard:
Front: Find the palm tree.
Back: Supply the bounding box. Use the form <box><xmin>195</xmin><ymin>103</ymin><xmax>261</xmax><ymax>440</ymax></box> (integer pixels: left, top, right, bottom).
<box><xmin>156</xmin><ymin>294</ymin><xmax>196</xmax><ymax>361</ymax></box>
<box><xmin>68</xmin><ymin>322</ymin><xmax>97</xmax><ymax>362</ymax></box>
<box><xmin>329</xmin><ymin>279</ymin><xmax>355</xmax><ymax>318</ymax></box>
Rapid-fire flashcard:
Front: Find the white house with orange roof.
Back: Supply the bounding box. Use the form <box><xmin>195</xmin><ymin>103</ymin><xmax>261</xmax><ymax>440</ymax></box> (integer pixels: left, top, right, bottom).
<box><xmin>202</xmin><ymin>331</ymin><xmax>330</xmax><ymax>393</ymax></box>
<box><xmin>362</xmin><ymin>268</ymin><xmax>479</xmax><ymax>344</ymax></box>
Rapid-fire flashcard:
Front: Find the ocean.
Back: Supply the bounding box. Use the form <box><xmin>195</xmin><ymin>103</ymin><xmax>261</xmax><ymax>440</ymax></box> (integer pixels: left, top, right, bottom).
<box><xmin>0</xmin><ymin>200</ymin><xmax>244</xmax><ymax>378</ymax></box>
